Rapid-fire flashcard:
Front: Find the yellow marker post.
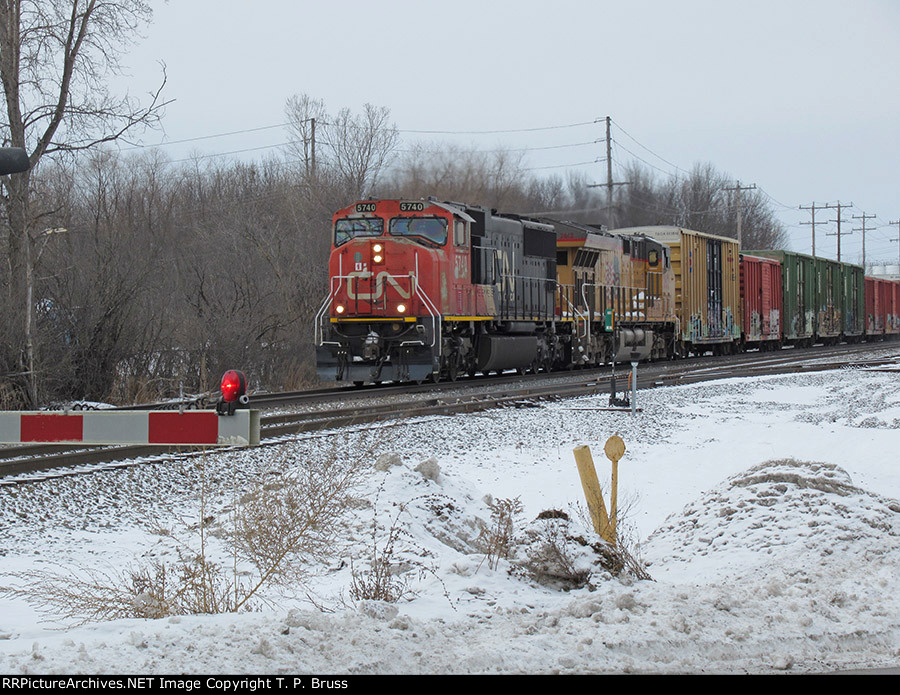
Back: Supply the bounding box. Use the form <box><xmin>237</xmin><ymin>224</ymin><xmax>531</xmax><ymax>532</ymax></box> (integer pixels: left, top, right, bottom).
<box><xmin>573</xmin><ymin>444</ymin><xmax>612</xmax><ymax>543</ymax></box>
<box><xmin>603</xmin><ymin>435</ymin><xmax>626</xmax><ymax>547</ymax></box>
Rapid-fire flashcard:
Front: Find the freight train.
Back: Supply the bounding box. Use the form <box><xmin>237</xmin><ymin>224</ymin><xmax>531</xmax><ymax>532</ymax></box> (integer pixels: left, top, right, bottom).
<box><xmin>315</xmin><ymin>199</ymin><xmax>899</xmax><ymax>385</ymax></box>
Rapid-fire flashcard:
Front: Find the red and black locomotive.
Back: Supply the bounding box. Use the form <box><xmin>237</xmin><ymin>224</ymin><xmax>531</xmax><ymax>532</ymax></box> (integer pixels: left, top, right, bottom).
<box><xmin>315</xmin><ymin>199</ymin><xmax>559</xmax><ymax>384</ymax></box>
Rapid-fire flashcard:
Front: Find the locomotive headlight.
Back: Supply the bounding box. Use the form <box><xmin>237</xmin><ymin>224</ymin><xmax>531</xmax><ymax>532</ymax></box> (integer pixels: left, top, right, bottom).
<box><xmin>335</xmin><ymin>304</ymin><xmax>345</xmax><ymax>314</ymax></box>
<box><xmin>373</xmin><ymin>243</ymin><xmax>383</xmax><ymax>253</ymax></box>
<box><xmin>397</xmin><ymin>303</ymin><xmax>407</xmax><ymax>314</ymax></box>
<box><xmin>373</xmin><ymin>254</ymin><xmax>383</xmax><ymax>263</ymax></box>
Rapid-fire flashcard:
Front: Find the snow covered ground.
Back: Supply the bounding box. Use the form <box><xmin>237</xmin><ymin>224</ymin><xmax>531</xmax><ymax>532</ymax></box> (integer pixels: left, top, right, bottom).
<box><xmin>1</xmin><ymin>356</ymin><xmax>900</xmax><ymax>674</ymax></box>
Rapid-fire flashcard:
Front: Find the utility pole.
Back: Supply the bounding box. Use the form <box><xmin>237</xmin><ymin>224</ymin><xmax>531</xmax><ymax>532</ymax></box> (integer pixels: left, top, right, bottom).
<box><xmin>851</xmin><ymin>212</ymin><xmax>876</xmax><ymax>269</ymax></box>
<box><xmin>823</xmin><ymin>201</ymin><xmax>853</xmax><ymax>262</ymax></box>
<box><xmin>799</xmin><ymin>202</ymin><xmax>828</xmax><ymax>257</ymax></box>
<box><xmin>890</xmin><ymin>220</ymin><xmax>900</xmax><ymax>272</ymax></box>
<box><xmin>310</xmin><ymin>117</ymin><xmax>317</xmax><ymax>180</ymax></box>
<box><xmin>724</xmin><ymin>181</ymin><xmax>756</xmax><ymax>246</ymax></box>
<box><xmin>606</xmin><ymin>116</ymin><xmax>614</xmax><ymax>219</ymax></box>
<box><xmin>586</xmin><ymin>116</ymin><xmax>631</xmax><ymax>229</ymax></box>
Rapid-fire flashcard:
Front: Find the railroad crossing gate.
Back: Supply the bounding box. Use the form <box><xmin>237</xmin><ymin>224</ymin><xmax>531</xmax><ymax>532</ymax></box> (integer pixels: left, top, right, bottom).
<box><xmin>0</xmin><ymin>409</ymin><xmax>260</xmax><ymax>447</ymax></box>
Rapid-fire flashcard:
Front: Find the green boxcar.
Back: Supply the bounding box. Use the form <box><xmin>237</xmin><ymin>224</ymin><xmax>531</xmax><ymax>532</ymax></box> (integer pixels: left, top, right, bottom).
<box><xmin>747</xmin><ymin>249</ymin><xmax>864</xmax><ymax>344</ymax></box>
<box><xmin>816</xmin><ymin>256</ymin><xmax>842</xmax><ymax>339</ymax></box>
<box><xmin>841</xmin><ymin>263</ymin><xmax>865</xmax><ymax>339</ymax></box>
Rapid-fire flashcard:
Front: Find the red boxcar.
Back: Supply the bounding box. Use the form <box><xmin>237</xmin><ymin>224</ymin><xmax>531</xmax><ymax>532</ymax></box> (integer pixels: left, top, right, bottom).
<box><xmin>865</xmin><ymin>277</ymin><xmax>891</xmax><ymax>336</ymax></box>
<box><xmin>891</xmin><ymin>280</ymin><xmax>900</xmax><ymax>335</ymax></box>
<box><xmin>740</xmin><ymin>254</ymin><xmax>783</xmax><ymax>349</ymax></box>
<box><xmin>870</xmin><ymin>277</ymin><xmax>900</xmax><ymax>337</ymax></box>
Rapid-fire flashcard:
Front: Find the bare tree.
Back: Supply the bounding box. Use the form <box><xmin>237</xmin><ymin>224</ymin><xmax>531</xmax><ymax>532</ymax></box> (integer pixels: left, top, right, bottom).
<box><xmin>0</xmin><ymin>0</ymin><xmax>166</xmax><ymax>406</ymax></box>
<box><xmin>385</xmin><ymin>142</ymin><xmax>532</xmax><ymax>211</ymax></box>
<box><xmin>326</xmin><ymin>103</ymin><xmax>399</xmax><ymax>199</ymax></box>
<box><xmin>609</xmin><ymin>161</ymin><xmax>787</xmax><ymax>248</ymax></box>
<box><xmin>284</xmin><ymin>94</ymin><xmax>399</xmax><ymax>201</ymax></box>
<box><xmin>284</xmin><ymin>93</ymin><xmax>327</xmax><ymax>182</ymax></box>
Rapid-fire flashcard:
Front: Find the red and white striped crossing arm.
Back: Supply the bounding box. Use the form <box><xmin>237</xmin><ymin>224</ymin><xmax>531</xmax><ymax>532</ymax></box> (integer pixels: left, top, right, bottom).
<box><xmin>0</xmin><ymin>409</ymin><xmax>260</xmax><ymax>447</ymax></box>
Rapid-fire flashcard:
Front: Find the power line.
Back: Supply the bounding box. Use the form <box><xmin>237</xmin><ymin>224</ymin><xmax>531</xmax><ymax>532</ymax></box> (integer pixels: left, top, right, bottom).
<box><xmin>609</xmin><ymin>118</ymin><xmax>687</xmax><ymax>175</ymax></box>
<box><xmin>611</xmin><ymin>139</ymin><xmax>679</xmax><ymax>178</ymax></box>
<box><xmin>105</xmin><ymin>113</ymin><xmax>888</xmax><ymax>248</ymax></box>
<box><xmin>122</xmin><ymin>123</ymin><xmax>289</xmax><ymax>150</ymax></box>
<box><xmin>399</xmin><ymin>119</ymin><xmax>599</xmax><ymax>135</ymax></box>
<box><xmin>164</xmin><ymin>137</ymin><xmax>604</xmax><ymax>165</ymax></box>
<box><xmin>524</xmin><ymin>159</ymin><xmax>605</xmax><ymax>172</ymax></box>
<box><xmin>757</xmin><ymin>186</ymin><xmax>796</xmax><ymax>210</ymax></box>
<box><xmin>126</xmin><ymin>117</ymin><xmax>601</xmax><ymax>151</ymax></box>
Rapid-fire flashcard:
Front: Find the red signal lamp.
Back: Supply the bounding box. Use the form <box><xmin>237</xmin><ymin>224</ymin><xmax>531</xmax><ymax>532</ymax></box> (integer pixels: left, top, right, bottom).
<box><xmin>217</xmin><ymin>369</ymin><xmax>250</xmax><ymax>415</ymax></box>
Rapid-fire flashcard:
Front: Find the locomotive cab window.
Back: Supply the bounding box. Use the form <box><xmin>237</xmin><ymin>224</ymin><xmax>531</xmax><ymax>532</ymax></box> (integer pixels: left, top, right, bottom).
<box><xmin>454</xmin><ymin>219</ymin><xmax>468</xmax><ymax>247</ymax></box>
<box><xmin>648</xmin><ymin>249</ymin><xmax>660</xmax><ymax>267</ymax></box>
<box><xmin>390</xmin><ymin>216</ymin><xmax>448</xmax><ymax>246</ymax></box>
<box><xmin>334</xmin><ymin>217</ymin><xmax>384</xmax><ymax>246</ymax></box>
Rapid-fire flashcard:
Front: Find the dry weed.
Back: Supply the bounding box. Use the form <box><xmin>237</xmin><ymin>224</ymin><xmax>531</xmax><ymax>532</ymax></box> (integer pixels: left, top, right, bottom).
<box><xmin>515</xmin><ymin>508</ymin><xmax>652</xmax><ymax>589</ymax></box>
<box><xmin>2</xmin><ymin>436</ymin><xmax>377</xmax><ymax>625</ymax></box>
<box><xmin>476</xmin><ymin>496</ymin><xmax>523</xmax><ymax>571</ymax></box>
<box><xmin>348</xmin><ymin>486</ymin><xmax>452</xmax><ymax>606</ymax></box>
<box><xmin>348</xmin><ymin>509</ymin><xmax>413</xmax><ymax>603</ymax></box>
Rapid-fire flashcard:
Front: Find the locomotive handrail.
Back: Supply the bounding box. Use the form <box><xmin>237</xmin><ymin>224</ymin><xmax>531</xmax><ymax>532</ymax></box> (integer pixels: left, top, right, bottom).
<box><xmin>581</xmin><ymin>282</ymin><xmax>652</xmax><ymax>322</ymax></box>
<box><xmin>555</xmin><ymin>281</ymin><xmax>590</xmax><ymax>337</ymax></box>
<box><xmin>315</xmin><ymin>271</ymin><xmax>419</xmax><ymax>342</ymax></box>
<box><xmin>412</xmin><ymin>272</ymin><xmax>442</xmax><ymax>349</ymax></box>
<box><xmin>314</xmin><ymin>275</ymin><xmax>343</xmax><ymax>346</ymax></box>
<box><xmin>317</xmin><ymin>267</ymin><xmax>441</xmax><ymax>352</ymax></box>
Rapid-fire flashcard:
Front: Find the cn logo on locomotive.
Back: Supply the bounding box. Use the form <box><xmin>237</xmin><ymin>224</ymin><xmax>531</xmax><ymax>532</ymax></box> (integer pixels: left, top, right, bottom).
<box><xmin>345</xmin><ymin>271</ymin><xmax>413</xmax><ymax>301</ymax></box>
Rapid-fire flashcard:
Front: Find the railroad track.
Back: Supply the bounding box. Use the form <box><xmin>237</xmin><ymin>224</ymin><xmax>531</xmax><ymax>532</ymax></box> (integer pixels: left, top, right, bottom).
<box><xmin>2</xmin><ymin>340</ymin><xmax>897</xmax><ymax>484</ymax></box>
<box><xmin>59</xmin><ymin>339</ymin><xmax>900</xmax><ymax>414</ymax></box>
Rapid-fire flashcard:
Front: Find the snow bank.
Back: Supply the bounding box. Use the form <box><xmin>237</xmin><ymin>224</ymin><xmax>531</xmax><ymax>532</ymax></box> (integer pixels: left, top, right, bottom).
<box><xmin>2</xmin><ymin>363</ymin><xmax>900</xmax><ymax>674</ymax></box>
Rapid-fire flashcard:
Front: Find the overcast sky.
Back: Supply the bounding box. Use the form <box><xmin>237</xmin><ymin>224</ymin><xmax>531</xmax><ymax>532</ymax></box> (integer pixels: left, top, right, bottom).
<box><xmin>115</xmin><ymin>0</ymin><xmax>900</xmax><ymax>266</ymax></box>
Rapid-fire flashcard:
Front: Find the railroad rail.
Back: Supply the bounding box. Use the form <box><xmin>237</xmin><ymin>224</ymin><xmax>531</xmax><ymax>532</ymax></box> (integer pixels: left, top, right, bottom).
<box><xmin>1</xmin><ymin>341</ymin><xmax>897</xmax><ymax>484</ymax></box>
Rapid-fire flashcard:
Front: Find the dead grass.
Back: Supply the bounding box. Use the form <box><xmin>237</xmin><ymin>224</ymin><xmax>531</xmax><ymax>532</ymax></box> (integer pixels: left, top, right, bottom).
<box><xmin>515</xmin><ymin>508</ymin><xmax>652</xmax><ymax>589</ymax></box>
<box><xmin>348</xmin><ymin>486</ymin><xmax>452</xmax><ymax>606</ymax></box>
<box><xmin>2</xmin><ymin>437</ymin><xmax>378</xmax><ymax>625</ymax></box>
<box><xmin>476</xmin><ymin>496</ymin><xmax>523</xmax><ymax>571</ymax></box>
<box><xmin>348</xmin><ymin>507</ymin><xmax>414</xmax><ymax>604</ymax></box>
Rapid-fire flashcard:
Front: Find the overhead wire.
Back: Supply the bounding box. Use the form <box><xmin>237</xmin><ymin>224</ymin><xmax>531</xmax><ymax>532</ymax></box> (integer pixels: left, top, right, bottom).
<box><xmin>398</xmin><ymin>120</ymin><xmax>599</xmax><ymax>135</ymax></box>
<box><xmin>111</xmin><ymin>113</ymin><xmax>894</xmax><ymax>243</ymax></box>
<box><xmin>122</xmin><ymin>117</ymin><xmax>601</xmax><ymax>152</ymax></box>
<box><xmin>609</xmin><ymin>118</ymin><xmax>687</xmax><ymax>176</ymax></box>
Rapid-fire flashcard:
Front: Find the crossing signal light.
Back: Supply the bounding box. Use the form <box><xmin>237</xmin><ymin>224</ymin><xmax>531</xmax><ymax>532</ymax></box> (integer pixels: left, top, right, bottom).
<box><xmin>217</xmin><ymin>369</ymin><xmax>249</xmax><ymax>415</ymax></box>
